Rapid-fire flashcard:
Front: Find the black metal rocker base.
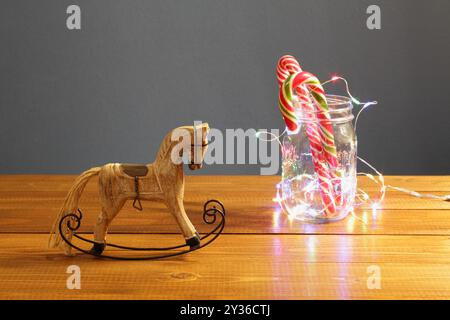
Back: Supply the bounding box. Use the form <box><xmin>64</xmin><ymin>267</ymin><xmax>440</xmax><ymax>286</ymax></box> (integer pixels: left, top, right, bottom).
<box><xmin>89</xmin><ymin>242</ymin><xmax>106</xmax><ymax>256</ymax></box>
<box><xmin>58</xmin><ymin>200</ymin><xmax>225</xmax><ymax>260</ymax></box>
<box><xmin>185</xmin><ymin>232</ymin><xmax>201</xmax><ymax>249</ymax></box>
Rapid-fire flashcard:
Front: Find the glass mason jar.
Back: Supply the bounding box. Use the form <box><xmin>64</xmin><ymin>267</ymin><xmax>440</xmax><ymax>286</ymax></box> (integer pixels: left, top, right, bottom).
<box><xmin>279</xmin><ymin>95</ymin><xmax>357</xmax><ymax>223</ymax></box>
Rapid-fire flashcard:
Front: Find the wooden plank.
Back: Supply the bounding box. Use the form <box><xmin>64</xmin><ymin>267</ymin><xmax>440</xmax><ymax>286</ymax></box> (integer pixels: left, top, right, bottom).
<box><xmin>0</xmin><ymin>175</ymin><xmax>449</xmax><ymax>192</ymax></box>
<box><xmin>0</xmin><ymin>176</ymin><xmax>449</xmax><ymax>234</ymax></box>
<box><xmin>1</xmin><ymin>175</ymin><xmax>448</xmax><ymax>212</ymax></box>
<box><xmin>1</xmin><ymin>233</ymin><xmax>450</xmax><ymax>299</ymax></box>
<box><xmin>2</xmin><ymin>205</ymin><xmax>450</xmax><ymax>236</ymax></box>
<box><xmin>0</xmin><ymin>190</ymin><xmax>449</xmax><ymax>211</ymax></box>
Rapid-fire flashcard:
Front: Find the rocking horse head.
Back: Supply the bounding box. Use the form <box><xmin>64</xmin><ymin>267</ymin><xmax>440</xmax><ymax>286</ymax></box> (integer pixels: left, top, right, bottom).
<box><xmin>167</xmin><ymin>122</ymin><xmax>210</xmax><ymax>170</ymax></box>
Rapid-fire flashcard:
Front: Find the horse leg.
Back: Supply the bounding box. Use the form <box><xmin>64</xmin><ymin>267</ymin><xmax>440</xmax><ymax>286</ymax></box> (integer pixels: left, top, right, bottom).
<box><xmin>90</xmin><ymin>198</ymin><xmax>125</xmax><ymax>256</ymax></box>
<box><xmin>166</xmin><ymin>196</ymin><xmax>201</xmax><ymax>249</ymax></box>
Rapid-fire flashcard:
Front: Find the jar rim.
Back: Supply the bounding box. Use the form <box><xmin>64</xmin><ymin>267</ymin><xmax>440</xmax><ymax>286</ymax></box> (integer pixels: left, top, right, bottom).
<box><xmin>293</xmin><ymin>94</ymin><xmax>354</xmax><ymax>124</ymax></box>
<box><xmin>294</xmin><ymin>94</ymin><xmax>353</xmax><ymax>109</ymax></box>
<box><xmin>323</xmin><ymin>94</ymin><xmax>353</xmax><ymax>108</ymax></box>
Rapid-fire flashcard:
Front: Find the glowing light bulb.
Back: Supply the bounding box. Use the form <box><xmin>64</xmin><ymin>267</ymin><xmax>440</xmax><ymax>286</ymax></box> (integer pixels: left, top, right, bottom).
<box><xmin>351</xmin><ymin>97</ymin><xmax>361</xmax><ymax>104</ymax></box>
<box><xmin>273</xmin><ymin>185</ymin><xmax>283</xmax><ymax>203</ymax></box>
<box><xmin>272</xmin><ymin>195</ymin><xmax>282</xmax><ymax>203</ymax></box>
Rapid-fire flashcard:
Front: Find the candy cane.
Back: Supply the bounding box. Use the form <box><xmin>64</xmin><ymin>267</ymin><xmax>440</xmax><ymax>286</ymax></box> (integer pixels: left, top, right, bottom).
<box><xmin>280</xmin><ymin>73</ymin><xmax>338</xmax><ymax>215</ymax></box>
<box><xmin>289</xmin><ymin>72</ymin><xmax>339</xmax><ymax>172</ymax></box>
<box><xmin>277</xmin><ymin>56</ymin><xmax>324</xmax><ymax>162</ymax></box>
<box><xmin>277</xmin><ymin>56</ymin><xmax>331</xmax><ymax>181</ymax></box>
<box><xmin>277</xmin><ymin>57</ymin><xmax>337</xmax><ymax>215</ymax></box>
<box><xmin>277</xmin><ymin>56</ymin><xmax>327</xmax><ymax>170</ymax></box>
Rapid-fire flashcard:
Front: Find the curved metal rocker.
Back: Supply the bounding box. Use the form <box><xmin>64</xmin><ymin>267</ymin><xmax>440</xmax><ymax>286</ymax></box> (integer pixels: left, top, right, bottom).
<box><xmin>57</xmin><ymin>200</ymin><xmax>225</xmax><ymax>260</ymax></box>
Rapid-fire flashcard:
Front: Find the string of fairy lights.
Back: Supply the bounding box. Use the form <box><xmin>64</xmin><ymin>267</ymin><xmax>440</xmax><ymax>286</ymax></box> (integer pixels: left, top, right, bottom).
<box><xmin>257</xmin><ymin>75</ymin><xmax>450</xmax><ymax>220</ymax></box>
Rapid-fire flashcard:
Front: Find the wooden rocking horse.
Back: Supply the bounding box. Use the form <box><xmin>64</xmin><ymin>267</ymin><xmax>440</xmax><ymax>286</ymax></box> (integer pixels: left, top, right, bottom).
<box><xmin>48</xmin><ymin>123</ymin><xmax>221</xmax><ymax>258</ymax></box>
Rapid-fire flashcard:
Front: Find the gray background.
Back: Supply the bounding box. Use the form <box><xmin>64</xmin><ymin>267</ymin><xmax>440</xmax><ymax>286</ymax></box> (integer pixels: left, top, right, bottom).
<box><xmin>1</xmin><ymin>0</ymin><xmax>449</xmax><ymax>175</ymax></box>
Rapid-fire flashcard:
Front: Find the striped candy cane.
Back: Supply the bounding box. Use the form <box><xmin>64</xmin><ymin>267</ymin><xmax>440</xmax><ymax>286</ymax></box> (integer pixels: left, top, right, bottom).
<box><xmin>289</xmin><ymin>72</ymin><xmax>339</xmax><ymax>174</ymax></box>
<box><xmin>277</xmin><ymin>57</ymin><xmax>338</xmax><ymax>215</ymax></box>
<box><xmin>277</xmin><ymin>56</ymin><xmax>327</xmax><ymax>171</ymax></box>
<box><xmin>279</xmin><ymin>73</ymin><xmax>337</xmax><ymax>215</ymax></box>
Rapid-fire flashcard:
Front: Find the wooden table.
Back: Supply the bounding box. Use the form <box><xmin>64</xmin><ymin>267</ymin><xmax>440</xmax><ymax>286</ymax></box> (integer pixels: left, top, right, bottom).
<box><xmin>0</xmin><ymin>175</ymin><xmax>449</xmax><ymax>299</ymax></box>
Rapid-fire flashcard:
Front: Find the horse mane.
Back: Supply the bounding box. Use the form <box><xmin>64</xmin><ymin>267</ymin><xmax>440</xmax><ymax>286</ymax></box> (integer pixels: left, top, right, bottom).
<box><xmin>156</xmin><ymin>129</ymin><xmax>177</xmax><ymax>162</ymax></box>
<box><xmin>155</xmin><ymin>123</ymin><xmax>209</xmax><ymax>163</ymax></box>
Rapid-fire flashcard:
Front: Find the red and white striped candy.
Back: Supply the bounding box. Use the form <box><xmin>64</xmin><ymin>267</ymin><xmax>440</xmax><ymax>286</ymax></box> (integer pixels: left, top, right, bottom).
<box><xmin>277</xmin><ymin>56</ymin><xmax>338</xmax><ymax>215</ymax></box>
<box><xmin>289</xmin><ymin>71</ymin><xmax>339</xmax><ymax>175</ymax></box>
<box><xmin>277</xmin><ymin>56</ymin><xmax>326</xmax><ymax>168</ymax></box>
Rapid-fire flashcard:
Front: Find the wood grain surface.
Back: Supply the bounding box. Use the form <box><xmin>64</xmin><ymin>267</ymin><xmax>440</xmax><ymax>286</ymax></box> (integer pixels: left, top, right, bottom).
<box><xmin>0</xmin><ymin>175</ymin><xmax>449</xmax><ymax>299</ymax></box>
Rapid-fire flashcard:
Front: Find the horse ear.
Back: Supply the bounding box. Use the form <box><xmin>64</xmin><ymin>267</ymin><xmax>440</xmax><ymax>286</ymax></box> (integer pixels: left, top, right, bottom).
<box><xmin>202</xmin><ymin>123</ymin><xmax>210</xmax><ymax>136</ymax></box>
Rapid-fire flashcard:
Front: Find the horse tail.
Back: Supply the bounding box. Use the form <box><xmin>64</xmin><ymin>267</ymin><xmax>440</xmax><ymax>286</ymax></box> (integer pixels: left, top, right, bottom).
<box><xmin>48</xmin><ymin>167</ymin><xmax>101</xmax><ymax>252</ymax></box>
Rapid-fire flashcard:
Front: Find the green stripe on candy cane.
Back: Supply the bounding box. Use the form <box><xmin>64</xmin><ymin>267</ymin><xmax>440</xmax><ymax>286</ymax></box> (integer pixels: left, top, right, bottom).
<box><xmin>278</xmin><ymin>101</ymin><xmax>297</xmax><ymax>122</ymax></box>
<box><xmin>278</xmin><ymin>73</ymin><xmax>300</xmax><ymax>133</ymax></box>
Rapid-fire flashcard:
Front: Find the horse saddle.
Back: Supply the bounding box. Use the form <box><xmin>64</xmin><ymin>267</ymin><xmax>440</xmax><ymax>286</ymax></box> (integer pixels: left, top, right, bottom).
<box><xmin>120</xmin><ymin>164</ymin><xmax>149</xmax><ymax>211</ymax></box>
<box><xmin>121</xmin><ymin>163</ymin><xmax>149</xmax><ymax>177</ymax></box>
